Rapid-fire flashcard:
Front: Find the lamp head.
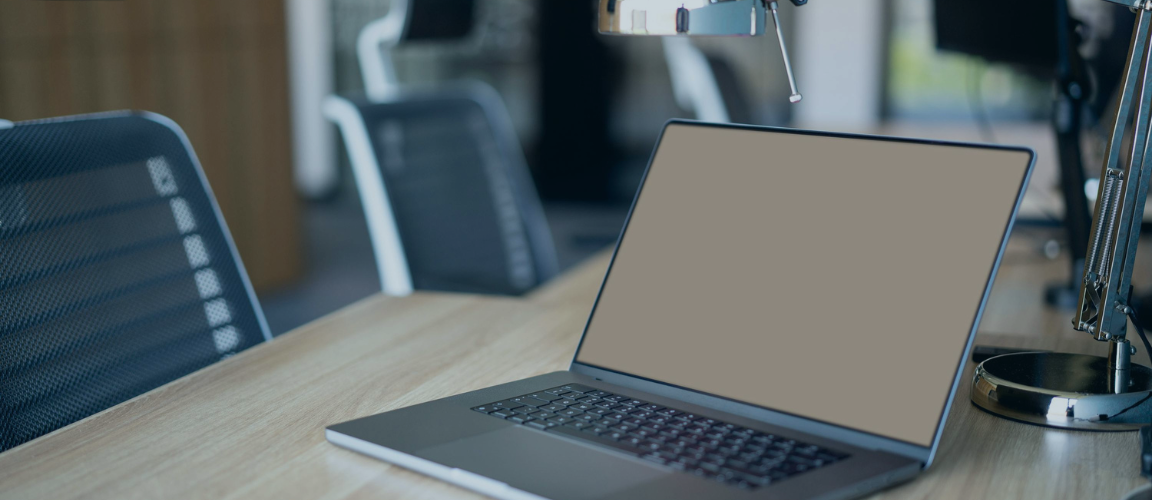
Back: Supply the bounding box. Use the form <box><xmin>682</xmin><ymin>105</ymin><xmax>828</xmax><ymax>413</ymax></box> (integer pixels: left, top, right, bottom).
<box><xmin>598</xmin><ymin>0</ymin><xmax>806</xmax><ymax>103</ymax></box>
<box><xmin>599</xmin><ymin>0</ymin><xmax>806</xmax><ymax>37</ymax></box>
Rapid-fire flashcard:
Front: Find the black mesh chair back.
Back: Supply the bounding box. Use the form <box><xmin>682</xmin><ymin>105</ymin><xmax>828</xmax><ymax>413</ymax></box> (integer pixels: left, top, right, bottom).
<box><xmin>0</xmin><ymin>112</ymin><xmax>270</xmax><ymax>452</ymax></box>
<box><xmin>325</xmin><ymin>84</ymin><xmax>559</xmax><ymax>296</ymax></box>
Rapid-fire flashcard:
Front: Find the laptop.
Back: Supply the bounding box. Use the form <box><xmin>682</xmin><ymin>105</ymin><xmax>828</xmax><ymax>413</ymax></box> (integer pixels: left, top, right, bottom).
<box><xmin>326</xmin><ymin>121</ymin><xmax>1035</xmax><ymax>500</ymax></box>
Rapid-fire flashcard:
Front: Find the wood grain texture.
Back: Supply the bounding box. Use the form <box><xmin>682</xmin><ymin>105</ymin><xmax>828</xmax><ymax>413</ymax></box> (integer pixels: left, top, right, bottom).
<box><xmin>1</xmin><ymin>235</ymin><xmax>1148</xmax><ymax>500</ymax></box>
<box><xmin>0</xmin><ymin>0</ymin><xmax>301</xmax><ymax>292</ymax></box>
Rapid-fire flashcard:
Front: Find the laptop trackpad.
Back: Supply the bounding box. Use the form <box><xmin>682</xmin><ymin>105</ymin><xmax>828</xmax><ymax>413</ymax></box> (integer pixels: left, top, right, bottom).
<box><xmin>416</xmin><ymin>427</ymin><xmax>666</xmax><ymax>500</ymax></box>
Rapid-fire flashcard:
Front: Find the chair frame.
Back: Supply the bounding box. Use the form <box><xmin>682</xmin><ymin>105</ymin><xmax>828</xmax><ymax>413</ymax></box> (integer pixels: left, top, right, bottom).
<box><xmin>143</xmin><ymin>111</ymin><xmax>273</xmax><ymax>342</ymax></box>
<box><xmin>357</xmin><ymin>0</ymin><xmax>411</xmax><ymax>102</ymax></box>
<box><xmin>323</xmin><ymin>96</ymin><xmax>414</xmax><ymax>295</ymax></box>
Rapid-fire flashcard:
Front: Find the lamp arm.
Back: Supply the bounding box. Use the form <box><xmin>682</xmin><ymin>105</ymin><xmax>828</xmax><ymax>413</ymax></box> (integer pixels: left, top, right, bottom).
<box><xmin>1074</xmin><ymin>4</ymin><xmax>1152</xmax><ymax>370</ymax></box>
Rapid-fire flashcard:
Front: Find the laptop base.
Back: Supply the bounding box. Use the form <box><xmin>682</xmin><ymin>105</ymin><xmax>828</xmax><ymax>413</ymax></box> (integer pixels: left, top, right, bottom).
<box><xmin>327</xmin><ymin>371</ymin><xmax>921</xmax><ymax>500</ymax></box>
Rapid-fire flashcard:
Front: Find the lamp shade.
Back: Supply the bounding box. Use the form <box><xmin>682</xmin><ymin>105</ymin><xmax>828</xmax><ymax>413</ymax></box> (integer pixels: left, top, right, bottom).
<box><xmin>599</xmin><ymin>0</ymin><xmax>767</xmax><ymax>36</ymax></box>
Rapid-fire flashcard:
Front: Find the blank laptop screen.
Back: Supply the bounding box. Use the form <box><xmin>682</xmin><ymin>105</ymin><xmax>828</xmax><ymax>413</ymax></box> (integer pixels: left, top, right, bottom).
<box><xmin>575</xmin><ymin>123</ymin><xmax>1032</xmax><ymax>447</ymax></box>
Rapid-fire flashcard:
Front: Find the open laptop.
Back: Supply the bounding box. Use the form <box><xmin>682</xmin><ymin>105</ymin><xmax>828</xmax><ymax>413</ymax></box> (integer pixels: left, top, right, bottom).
<box><xmin>326</xmin><ymin>121</ymin><xmax>1035</xmax><ymax>499</ymax></box>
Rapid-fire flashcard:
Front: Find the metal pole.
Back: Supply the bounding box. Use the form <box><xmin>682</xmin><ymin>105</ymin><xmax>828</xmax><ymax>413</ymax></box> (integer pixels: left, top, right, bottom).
<box><xmin>768</xmin><ymin>1</ymin><xmax>802</xmax><ymax>103</ymax></box>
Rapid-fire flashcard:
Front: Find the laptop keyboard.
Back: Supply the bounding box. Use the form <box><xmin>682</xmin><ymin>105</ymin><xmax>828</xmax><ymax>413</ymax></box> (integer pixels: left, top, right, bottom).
<box><xmin>472</xmin><ymin>383</ymin><xmax>849</xmax><ymax>490</ymax></box>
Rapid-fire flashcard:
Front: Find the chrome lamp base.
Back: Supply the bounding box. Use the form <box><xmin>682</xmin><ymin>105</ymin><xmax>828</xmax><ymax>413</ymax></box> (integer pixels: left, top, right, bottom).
<box><xmin>971</xmin><ymin>352</ymin><xmax>1152</xmax><ymax>431</ymax></box>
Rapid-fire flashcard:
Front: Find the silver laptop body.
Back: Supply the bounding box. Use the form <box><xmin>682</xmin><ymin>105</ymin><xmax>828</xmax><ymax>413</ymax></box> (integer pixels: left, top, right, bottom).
<box><xmin>327</xmin><ymin>120</ymin><xmax>1035</xmax><ymax>500</ymax></box>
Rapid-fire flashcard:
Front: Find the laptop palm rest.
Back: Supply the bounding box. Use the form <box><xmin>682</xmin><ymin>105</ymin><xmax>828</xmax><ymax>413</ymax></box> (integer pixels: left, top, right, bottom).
<box><xmin>416</xmin><ymin>427</ymin><xmax>666</xmax><ymax>500</ymax></box>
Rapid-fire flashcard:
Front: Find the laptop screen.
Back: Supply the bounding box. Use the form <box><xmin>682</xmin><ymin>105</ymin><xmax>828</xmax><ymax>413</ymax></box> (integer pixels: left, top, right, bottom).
<box><xmin>574</xmin><ymin>123</ymin><xmax>1032</xmax><ymax>447</ymax></box>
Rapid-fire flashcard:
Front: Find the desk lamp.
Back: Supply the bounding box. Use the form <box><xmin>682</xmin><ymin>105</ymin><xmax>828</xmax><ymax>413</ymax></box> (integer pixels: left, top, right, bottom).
<box><xmin>598</xmin><ymin>0</ymin><xmax>807</xmax><ymax>103</ymax></box>
<box><xmin>598</xmin><ymin>0</ymin><xmax>1152</xmax><ymax>430</ymax></box>
<box><xmin>971</xmin><ymin>0</ymin><xmax>1152</xmax><ymax>431</ymax></box>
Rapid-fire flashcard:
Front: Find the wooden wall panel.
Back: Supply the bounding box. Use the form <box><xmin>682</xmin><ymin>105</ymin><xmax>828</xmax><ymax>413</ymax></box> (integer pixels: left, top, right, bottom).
<box><xmin>0</xmin><ymin>0</ymin><xmax>302</xmax><ymax>293</ymax></box>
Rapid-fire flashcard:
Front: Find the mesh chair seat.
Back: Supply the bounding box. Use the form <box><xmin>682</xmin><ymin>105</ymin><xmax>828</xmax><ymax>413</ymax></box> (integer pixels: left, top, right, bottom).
<box><xmin>0</xmin><ymin>112</ymin><xmax>269</xmax><ymax>452</ymax></box>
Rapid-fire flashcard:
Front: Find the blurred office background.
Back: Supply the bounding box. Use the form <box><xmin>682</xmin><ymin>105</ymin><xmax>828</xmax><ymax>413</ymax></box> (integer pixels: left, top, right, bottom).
<box><xmin>0</xmin><ymin>0</ymin><xmax>1126</xmax><ymax>335</ymax></box>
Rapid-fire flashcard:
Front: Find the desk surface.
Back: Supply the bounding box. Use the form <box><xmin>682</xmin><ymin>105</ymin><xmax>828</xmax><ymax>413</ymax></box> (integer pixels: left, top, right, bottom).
<box><xmin>2</xmin><ymin>234</ymin><xmax>1149</xmax><ymax>500</ymax></box>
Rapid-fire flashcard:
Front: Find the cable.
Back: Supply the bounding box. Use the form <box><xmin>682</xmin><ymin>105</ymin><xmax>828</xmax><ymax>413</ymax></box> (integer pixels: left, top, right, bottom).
<box><xmin>1126</xmin><ymin>308</ymin><xmax>1152</xmax><ymax>482</ymax></box>
<box><xmin>1098</xmin><ymin>309</ymin><xmax>1152</xmax><ymax>423</ymax></box>
<box><xmin>1075</xmin><ymin>309</ymin><xmax>1152</xmax><ymax>424</ymax></box>
<box><xmin>1128</xmin><ymin>308</ymin><xmax>1152</xmax><ymax>369</ymax></box>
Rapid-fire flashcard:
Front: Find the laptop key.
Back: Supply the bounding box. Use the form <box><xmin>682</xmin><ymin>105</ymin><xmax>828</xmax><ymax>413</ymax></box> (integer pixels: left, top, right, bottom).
<box><xmin>642</xmin><ymin>453</ymin><xmax>669</xmax><ymax>465</ymax></box>
<box><xmin>638</xmin><ymin>441</ymin><xmax>662</xmax><ymax>452</ymax></box>
<box><xmin>529</xmin><ymin>392</ymin><xmax>562</xmax><ymax>402</ymax></box>
<box><xmin>512</xmin><ymin>397</ymin><xmax>550</xmax><ymax>407</ymax></box>
<box><xmin>490</xmin><ymin>410</ymin><xmax>515</xmax><ymax>419</ymax></box>
<box><xmin>471</xmin><ymin>405</ymin><xmax>498</xmax><ymax>413</ymax></box>
<box><xmin>816</xmin><ymin>452</ymin><xmax>844</xmax><ymax>463</ymax></box>
<box><xmin>526</xmin><ymin>421</ymin><xmax>549</xmax><ymax>431</ymax></box>
<box><xmin>560</xmin><ymin>384</ymin><xmax>599</xmax><ymax>394</ymax></box>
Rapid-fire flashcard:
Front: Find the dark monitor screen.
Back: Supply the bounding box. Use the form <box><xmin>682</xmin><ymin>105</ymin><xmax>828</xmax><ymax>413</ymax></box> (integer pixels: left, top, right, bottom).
<box><xmin>934</xmin><ymin>0</ymin><xmax>1057</xmax><ymax>70</ymax></box>
<box><xmin>406</xmin><ymin>0</ymin><xmax>476</xmax><ymax>41</ymax></box>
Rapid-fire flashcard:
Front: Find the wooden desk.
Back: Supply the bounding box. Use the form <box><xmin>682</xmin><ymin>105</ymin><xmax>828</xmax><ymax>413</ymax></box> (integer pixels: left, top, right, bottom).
<box><xmin>2</xmin><ymin>234</ymin><xmax>1148</xmax><ymax>500</ymax></box>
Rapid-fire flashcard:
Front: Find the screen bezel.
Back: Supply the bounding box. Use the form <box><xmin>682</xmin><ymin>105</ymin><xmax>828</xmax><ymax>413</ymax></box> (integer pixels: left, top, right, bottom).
<box><xmin>568</xmin><ymin>120</ymin><xmax>1035</xmax><ymax>464</ymax></box>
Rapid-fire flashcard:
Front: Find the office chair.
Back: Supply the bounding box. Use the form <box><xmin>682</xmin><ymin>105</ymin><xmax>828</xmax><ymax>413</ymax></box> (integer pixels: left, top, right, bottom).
<box><xmin>324</xmin><ymin>84</ymin><xmax>559</xmax><ymax>296</ymax></box>
<box><xmin>0</xmin><ymin>112</ymin><xmax>270</xmax><ymax>452</ymax></box>
<box><xmin>329</xmin><ymin>0</ymin><xmax>558</xmax><ymax>296</ymax></box>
